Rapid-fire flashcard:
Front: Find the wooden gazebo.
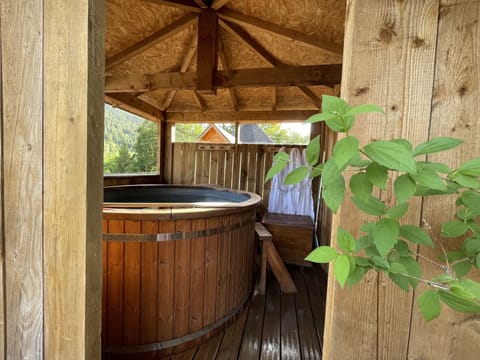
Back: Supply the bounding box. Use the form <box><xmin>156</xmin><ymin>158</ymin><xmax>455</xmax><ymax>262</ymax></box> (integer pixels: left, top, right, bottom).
<box><xmin>1</xmin><ymin>0</ymin><xmax>479</xmax><ymax>359</ymax></box>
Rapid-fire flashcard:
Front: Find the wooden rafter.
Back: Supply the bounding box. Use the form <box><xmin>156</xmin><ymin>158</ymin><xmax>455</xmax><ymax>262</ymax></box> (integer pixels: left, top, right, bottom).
<box><xmin>196</xmin><ymin>9</ymin><xmax>218</xmax><ymax>93</ymax></box>
<box><xmin>271</xmin><ymin>87</ymin><xmax>277</xmax><ymax>111</ymax></box>
<box><xmin>298</xmin><ymin>86</ymin><xmax>322</xmax><ymax>108</ymax></box>
<box><xmin>217</xmin><ymin>37</ymin><xmax>238</xmax><ymax>110</ymax></box>
<box><xmin>162</xmin><ymin>35</ymin><xmax>198</xmax><ymax>110</ymax></box>
<box><xmin>106</xmin><ymin>93</ymin><xmax>165</xmax><ymax>122</ymax></box>
<box><xmin>105</xmin><ymin>64</ymin><xmax>342</xmax><ymax>92</ymax></box>
<box><xmin>210</xmin><ymin>0</ymin><xmax>230</xmax><ymax>10</ymax></box>
<box><xmin>166</xmin><ymin>110</ymin><xmax>319</xmax><ymax>122</ymax></box>
<box><xmin>142</xmin><ymin>0</ymin><xmax>202</xmax><ymax>12</ymax></box>
<box><xmin>193</xmin><ymin>0</ymin><xmax>208</xmax><ymax>8</ymax></box>
<box><xmin>192</xmin><ymin>91</ymin><xmax>207</xmax><ymax>111</ymax></box>
<box><xmin>106</xmin><ymin>13</ymin><xmax>198</xmax><ymax>70</ymax></box>
<box><xmin>219</xmin><ymin>19</ymin><xmax>278</xmax><ymax>66</ymax></box>
<box><xmin>218</xmin><ymin>9</ymin><xmax>343</xmax><ymax>55</ymax></box>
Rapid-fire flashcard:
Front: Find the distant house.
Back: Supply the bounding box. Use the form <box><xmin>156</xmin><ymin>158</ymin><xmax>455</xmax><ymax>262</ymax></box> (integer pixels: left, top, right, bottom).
<box><xmin>196</xmin><ymin>124</ymin><xmax>272</xmax><ymax>144</ymax></box>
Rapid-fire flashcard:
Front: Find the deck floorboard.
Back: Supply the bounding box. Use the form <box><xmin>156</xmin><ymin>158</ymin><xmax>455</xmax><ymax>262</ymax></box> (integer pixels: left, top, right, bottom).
<box><xmin>154</xmin><ymin>265</ymin><xmax>326</xmax><ymax>360</ymax></box>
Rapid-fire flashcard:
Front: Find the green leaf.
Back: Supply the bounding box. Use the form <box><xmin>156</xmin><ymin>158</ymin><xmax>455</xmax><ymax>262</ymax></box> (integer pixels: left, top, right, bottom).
<box><xmin>389</xmin><ymin>273</ymin><xmax>410</xmax><ymax>292</ymax></box>
<box><xmin>417</xmin><ymin>161</ymin><xmax>451</xmax><ymax>173</ymax></box>
<box><xmin>349</xmin><ymin>152</ymin><xmax>371</xmax><ymax>167</ymax></box>
<box><xmin>337</xmin><ymin>227</ymin><xmax>356</xmax><ymax>252</ymax></box>
<box><xmin>449</xmin><ymin>172</ymin><xmax>480</xmax><ymax>189</ymax></box>
<box><xmin>360</xmin><ymin>222</ymin><xmax>375</xmax><ymax>233</ymax></box>
<box><xmin>413</xmin><ymin>137</ymin><xmax>464</xmax><ymax>157</ymax></box>
<box><xmin>458</xmin><ymin>158</ymin><xmax>480</xmax><ymax>176</ymax></box>
<box><xmin>334</xmin><ymin>254</ymin><xmax>351</xmax><ymax>288</ymax></box>
<box><xmin>305</xmin><ymin>246</ymin><xmax>338</xmax><ymax>263</ymax></box>
<box><xmin>394</xmin><ymin>174</ymin><xmax>416</xmax><ymax>203</ymax></box>
<box><xmin>412</xmin><ymin>169</ymin><xmax>447</xmax><ymax>191</ymax></box>
<box><xmin>418</xmin><ymin>290</ymin><xmax>441</xmax><ymax>321</ymax></box>
<box><xmin>305</xmin><ymin>112</ymin><xmax>337</xmax><ymax>124</ymax></box>
<box><xmin>477</xmin><ymin>254</ymin><xmax>480</xmax><ymax>269</ymax></box>
<box><xmin>363</xmin><ymin>141</ymin><xmax>417</xmax><ymax>174</ymax></box>
<box><xmin>322</xmin><ymin>95</ymin><xmax>351</xmax><ymax>116</ymax></box>
<box><xmin>463</xmin><ymin>237</ymin><xmax>480</xmax><ymax>255</ymax></box>
<box><xmin>390</xmin><ymin>139</ymin><xmax>413</xmax><ymax>151</ymax></box>
<box><xmin>351</xmin><ymin>195</ymin><xmax>387</xmax><ymax>216</ymax></box>
<box><xmin>366</xmin><ymin>163</ymin><xmax>388</xmax><ymax>190</ymax></box>
<box><xmin>394</xmin><ymin>240</ymin><xmax>411</xmax><ymax>257</ymax></box>
<box><xmin>399</xmin><ymin>257</ymin><xmax>422</xmax><ymax>288</ymax></box>
<box><xmin>265</xmin><ymin>151</ymin><xmax>289</xmax><ymax>182</ymax></box>
<box><xmin>439</xmin><ymin>290</ymin><xmax>480</xmax><ymax>313</ymax></box>
<box><xmin>322</xmin><ymin>160</ymin><xmax>343</xmax><ymax>185</ymax></box>
<box><xmin>306</xmin><ymin>135</ymin><xmax>321</xmax><ymax>166</ymax></box>
<box><xmin>386</xmin><ymin>203</ymin><xmax>409</xmax><ymax>220</ymax></box>
<box><xmin>460</xmin><ymin>279</ymin><xmax>480</xmax><ymax>299</ymax></box>
<box><xmin>332</xmin><ymin>136</ymin><xmax>359</xmax><ymax>168</ymax></box>
<box><xmin>372</xmin><ymin>218</ymin><xmax>399</xmax><ymax>257</ymax></box>
<box><xmin>284</xmin><ymin>166</ymin><xmax>309</xmax><ymax>185</ymax></box>
<box><xmin>325</xmin><ymin>116</ymin><xmax>351</xmax><ymax>133</ymax></box>
<box><xmin>400</xmin><ymin>225</ymin><xmax>434</xmax><ymax>247</ymax></box>
<box><xmin>441</xmin><ymin>220</ymin><xmax>468</xmax><ymax>238</ymax></box>
<box><xmin>355</xmin><ymin>256</ymin><xmax>370</xmax><ymax>266</ymax></box>
<box><xmin>350</xmin><ymin>172</ymin><xmax>373</xmax><ymax>200</ymax></box>
<box><xmin>344</xmin><ymin>104</ymin><xmax>385</xmax><ymax>117</ymax></box>
<box><xmin>370</xmin><ymin>255</ymin><xmax>389</xmax><ymax>268</ymax></box>
<box><xmin>322</xmin><ymin>175</ymin><xmax>345</xmax><ymax>213</ymax></box>
<box><xmin>389</xmin><ymin>262</ymin><xmax>408</xmax><ymax>275</ymax></box>
<box><xmin>453</xmin><ymin>261</ymin><xmax>472</xmax><ymax>278</ymax></box>
<box><xmin>346</xmin><ymin>266</ymin><xmax>369</xmax><ymax>286</ymax></box>
<box><xmin>356</xmin><ymin>235</ymin><xmax>372</xmax><ymax>251</ymax></box>
<box><xmin>461</xmin><ymin>191</ymin><xmax>480</xmax><ymax>213</ymax></box>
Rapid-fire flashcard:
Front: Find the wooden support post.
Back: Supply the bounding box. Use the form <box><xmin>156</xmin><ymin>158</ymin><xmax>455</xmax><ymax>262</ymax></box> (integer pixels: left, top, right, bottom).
<box><xmin>1</xmin><ymin>1</ymin><xmax>105</xmax><ymax>359</ymax></box>
<box><xmin>196</xmin><ymin>9</ymin><xmax>218</xmax><ymax>94</ymax></box>
<box><xmin>255</xmin><ymin>222</ymin><xmax>297</xmax><ymax>294</ymax></box>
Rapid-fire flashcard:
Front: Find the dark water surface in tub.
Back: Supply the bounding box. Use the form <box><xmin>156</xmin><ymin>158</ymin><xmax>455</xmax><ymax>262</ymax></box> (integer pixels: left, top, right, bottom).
<box><xmin>104</xmin><ymin>186</ymin><xmax>250</xmax><ymax>204</ymax></box>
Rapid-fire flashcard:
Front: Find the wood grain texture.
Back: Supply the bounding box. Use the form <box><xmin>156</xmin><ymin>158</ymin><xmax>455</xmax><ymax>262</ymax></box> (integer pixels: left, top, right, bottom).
<box><xmin>44</xmin><ymin>1</ymin><xmax>105</xmax><ymax>358</ymax></box>
<box><xmin>237</xmin><ymin>291</ymin><xmax>266</xmax><ymax>360</ymax></box>
<box><xmin>189</xmin><ymin>218</ymin><xmax>206</xmax><ymax>332</ymax></box>
<box><xmin>325</xmin><ymin>0</ymin><xmax>440</xmax><ymax>359</ymax></box>
<box><xmin>1</xmin><ymin>1</ymin><xmax>44</xmax><ymax>358</ymax></box>
<box><xmin>260</xmin><ymin>279</ymin><xmax>281</xmax><ymax>360</ymax></box>
<box><xmin>408</xmin><ymin>1</ymin><xmax>480</xmax><ymax>359</ymax></box>
<box><xmin>280</xmin><ymin>293</ymin><xmax>300</xmax><ymax>360</ymax></box>
<box><xmin>204</xmin><ymin>217</ymin><xmax>219</xmax><ymax>326</ymax></box>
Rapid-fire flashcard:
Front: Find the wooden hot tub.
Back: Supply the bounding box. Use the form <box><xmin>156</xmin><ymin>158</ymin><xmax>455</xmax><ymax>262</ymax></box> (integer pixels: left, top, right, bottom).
<box><xmin>102</xmin><ymin>185</ymin><xmax>261</xmax><ymax>358</ymax></box>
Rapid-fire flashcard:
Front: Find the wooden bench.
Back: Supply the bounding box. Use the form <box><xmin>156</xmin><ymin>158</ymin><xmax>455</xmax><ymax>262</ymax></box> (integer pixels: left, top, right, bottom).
<box><xmin>255</xmin><ymin>222</ymin><xmax>297</xmax><ymax>294</ymax></box>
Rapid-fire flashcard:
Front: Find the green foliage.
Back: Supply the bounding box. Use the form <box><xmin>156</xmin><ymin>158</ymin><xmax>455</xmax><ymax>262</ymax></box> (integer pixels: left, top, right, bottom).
<box><xmin>268</xmin><ymin>95</ymin><xmax>480</xmax><ymax>321</ymax></box>
<box><xmin>132</xmin><ymin>122</ymin><xmax>158</xmax><ymax>172</ymax></box>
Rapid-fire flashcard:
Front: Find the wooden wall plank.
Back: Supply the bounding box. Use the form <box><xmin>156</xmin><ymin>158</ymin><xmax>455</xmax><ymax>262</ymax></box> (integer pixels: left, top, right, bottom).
<box><xmin>43</xmin><ymin>1</ymin><xmax>105</xmax><ymax>358</ymax></box>
<box><xmin>324</xmin><ymin>1</ymin><xmax>440</xmax><ymax>359</ymax></box>
<box><xmin>123</xmin><ymin>221</ymin><xmax>141</xmax><ymax>345</ymax></box>
<box><xmin>189</xmin><ymin>218</ymin><xmax>206</xmax><ymax>332</ymax></box>
<box><xmin>1</xmin><ymin>1</ymin><xmax>44</xmax><ymax>357</ymax></box>
<box><xmin>173</xmin><ymin>220</ymin><xmax>192</xmax><ymax>338</ymax></box>
<box><xmin>204</xmin><ymin>217</ymin><xmax>219</xmax><ymax>326</ymax></box>
<box><xmin>408</xmin><ymin>1</ymin><xmax>480</xmax><ymax>359</ymax></box>
<box><xmin>216</xmin><ymin>215</ymin><xmax>230</xmax><ymax>319</ymax></box>
<box><xmin>106</xmin><ymin>220</ymin><xmax>125</xmax><ymax>346</ymax></box>
<box><xmin>140</xmin><ymin>220</ymin><xmax>159</xmax><ymax>344</ymax></box>
<box><xmin>157</xmin><ymin>220</ymin><xmax>175</xmax><ymax>344</ymax></box>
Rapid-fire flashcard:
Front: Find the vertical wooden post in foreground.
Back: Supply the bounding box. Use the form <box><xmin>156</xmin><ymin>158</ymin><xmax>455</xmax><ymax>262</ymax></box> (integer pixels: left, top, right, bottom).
<box><xmin>324</xmin><ymin>0</ymin><xmax>480</xmax><ymax>359</ymax></box>
<box><xmin>0</xmin><ymin>1</ymin><xmax>105</xmax><ymax>359</ymax></box>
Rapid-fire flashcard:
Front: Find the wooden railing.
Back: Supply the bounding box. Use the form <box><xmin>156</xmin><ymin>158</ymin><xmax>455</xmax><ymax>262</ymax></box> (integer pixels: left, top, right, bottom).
<box><xmin>164</xmin><ymin>143</ymin><xmax>306</xmax><ymax>212</ymax></box>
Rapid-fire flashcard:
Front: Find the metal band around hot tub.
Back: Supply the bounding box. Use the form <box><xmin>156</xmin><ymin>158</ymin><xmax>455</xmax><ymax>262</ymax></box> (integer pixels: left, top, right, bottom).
<box><xmin>103</xmin><ymin>292</ymin><xmax>250</xmax><ymax>354</ymax></box>
<box><xmin>103</xmin><ymin>218</ymin><xmax>254</xmax><ymax>242</ymax></box>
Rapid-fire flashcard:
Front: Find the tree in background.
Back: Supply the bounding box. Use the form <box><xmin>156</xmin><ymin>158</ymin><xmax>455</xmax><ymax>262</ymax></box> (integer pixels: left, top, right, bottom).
<box><xmin>258</xmin><ymin>123</ymin><xmax>309</xmax><ymax>144</ymax></box>
<box><xmin>174</xmin><ymin>123</ymin><xmax>207</xmax><ymax>142</ymax></box>
<box><xmin>133</xmin><ymin>122</ymin><xmax>158</xmax><ymax>172</ymax></box>
<box><xmin>108</xmin><ymin>142</ymin><xmax>134</xmax><ymax>173</ymax></box>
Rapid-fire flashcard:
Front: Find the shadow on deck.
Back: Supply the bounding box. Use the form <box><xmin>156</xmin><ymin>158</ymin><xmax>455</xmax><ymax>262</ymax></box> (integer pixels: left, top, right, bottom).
<box><xmin>165</xmin><ymin>265</ymin><xmax>327</xmax><ymax>360</ymax></box>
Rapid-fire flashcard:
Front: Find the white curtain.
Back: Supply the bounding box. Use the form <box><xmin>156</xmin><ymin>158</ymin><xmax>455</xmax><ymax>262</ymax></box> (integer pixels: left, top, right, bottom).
<box><xmin>268</xmin><ymin>148</ymin><xmax>314</xmax><ymax>220</ymax></box>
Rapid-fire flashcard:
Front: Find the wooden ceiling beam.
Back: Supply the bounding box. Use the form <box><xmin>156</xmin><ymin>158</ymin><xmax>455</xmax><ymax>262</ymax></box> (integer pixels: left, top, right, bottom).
<box><xmin>192</xmin><ymin>91</ymin><xmax>207</xmax><ymax>111</ymax></box>
<box><xmin>219</xmin><ymin>19</ymin><xmax>279</xmax><ymax>66</ymax></box>
<box><xmin>105</xmin><ymin>93</ymin><xmax>165</xmax><ymax>122</ymax></box>
<box><xmin>217</xmin><ymin>37</ymin><xmax>238</xmax><ymax>110</ymax></box>
<box><xmin>106</xmin><ymin>13</ymin><xmax>198</xmax><ymax>70</ymax></box>
<box><xmin>196</xmin><ymin>9</ymin><xmax>218</xmax><ymax>94</ymax></box>
<box><xmin>193</xmin><ymin>0</ymin><xmax>208</xmax><ymax>8</ymax></box>
<box><xmin>218</xmin><ymin>9</ymin><xmax>343</xmax><ymax>56</ymax></box>
<box><xmin>162</xmin><ymin>35</ymin><xmax>198</xmax><ymax>110</ymax></box>
<box><xmin>210</xmin><ymin>0</ymin><xmax>230</xmax><ymax>10</ymax></box>
<box><xmin>142</xmin><ymin>0</ymin><xmax>202</xmax><ymax>12</ymax></box>
<box><xmin>271</xmin><ymin>87</ymin><xmax>277</xmax><ymax>111</ymax></box>
<box><xmin>105</xmin><ymin>64</ymin><xmax>342</xmax><ymax>92</ymax></box>
<box><xmin>166</xmin><ymin>110</ymin><xmax>319</xmax><ymax>122</ymax></box>
<box><xmin>297</xmin><ymin>86</ymin><xmax>322</xmax><ymax>108</ymax></box>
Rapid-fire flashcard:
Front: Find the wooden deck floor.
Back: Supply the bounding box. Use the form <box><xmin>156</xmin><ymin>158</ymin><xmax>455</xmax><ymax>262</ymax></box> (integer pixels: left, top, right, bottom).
<box><xmin>165</xmin><ymin>265</ymin><xmax>327</xmax><ymax>360</ymax></box>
